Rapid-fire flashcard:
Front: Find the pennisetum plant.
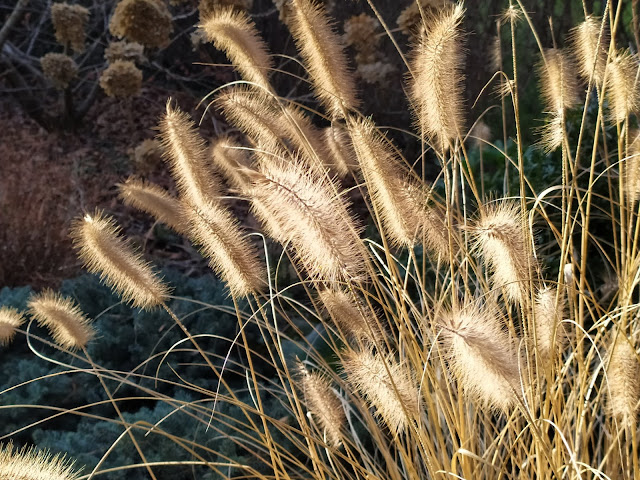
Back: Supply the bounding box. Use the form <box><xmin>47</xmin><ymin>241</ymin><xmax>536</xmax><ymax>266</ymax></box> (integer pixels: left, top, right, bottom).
<box><xmin>4</xmin><ymin>0</ymin><xmax>640</xmax><ymax>478</ymax></box>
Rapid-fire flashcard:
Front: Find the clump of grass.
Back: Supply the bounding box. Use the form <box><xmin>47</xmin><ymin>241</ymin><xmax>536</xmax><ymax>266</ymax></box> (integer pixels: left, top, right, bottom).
<box><xmin>6</xmin><ymin>1</ymin><xmax>640</xmax><ymax>479</ymax></box>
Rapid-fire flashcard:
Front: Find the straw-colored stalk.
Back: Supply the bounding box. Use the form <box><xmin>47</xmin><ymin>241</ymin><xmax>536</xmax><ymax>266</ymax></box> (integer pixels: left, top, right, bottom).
<box><xmin>439</xmin><ymin>302</ymin><xmax>522</xmax><ymax>412</ymax></box>
<box><xmin>569</xmin><ymin>16</ymin><xmax>608</xmax><ymax>86</ymax></box>
<box><xmin>246</xmin><ymin>153</ymin><xmax>366</xmax><ymax>282</ymax></box>
<box><xmin>607</xmin><ymin>332</ymin><xmax>640</xmax><ymax>428</ymax></box>
<box><xmin>71</xmin><ymin>210</ymin><xmax>170</xmax><ymax>310</ymax></box>
<box><xmin>159</xmin><ymin>101</ymin><xmax>220</xmax><ymax>207</ymax></box>
<box><xmin>0</xmin><ymin>307</ymin><xmax>24</xmax><ymax>346</ymax></box>
<box><xmin>318</xmin><ymin>288</ymin><xmax>382</xmax><ymax>343</ymax></box>
<box><xmin>201</xmin><ymin>7</ymin><xmax>273</xmax><ymax>92</ymax></box>
<box><xmin>28</xmin><ymin>291</ymin><xmax>94</xmax><ymax>350</ymax></box>
<box><xmin>606</xmin><ymin>50</ymin><xmax>640</xmax><ymax>123</ymax></box>
<box><xmin>0</xmin><ymin>442</ymin><xmax>81</xmax><ymax>480</ymax></box>
<box><xmin>288</xmin><ymin>0</ymin><xmax>359</xmax><ymax>117</ymax></box>
<box><xmin>118</xmin><ymin>178</ymin><xmax>189</xmax><ymax>235</ymax></box>
<box><xmin>187</xmin><ymin>200</ymin><xmax>265</xmax><ymax>299</ymax></box>
<box><xmin>470</xmin><ymin>201</ymin><xmax>535</xmax><ymax>304</ymax></box>
<box><xmin>298</xmin><ymin>364</ymin><xmax>345</xmax><ymax>447</ymax></box>
<box><xmin>343</xmin><ymin>349</ymin><xmax>420</xmax><ymax>434</ymax></box>
<box><xmin>409</xmin><ymin>3</ymin><xmax>465</xmax><ymax>152</ymax></box>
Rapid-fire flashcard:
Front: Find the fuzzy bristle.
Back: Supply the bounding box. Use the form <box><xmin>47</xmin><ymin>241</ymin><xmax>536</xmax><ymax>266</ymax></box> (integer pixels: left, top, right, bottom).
<box><xmin>409</xmin><ymin>3</ymin><xmax>465</xmax><ymax>152</ymax></box>
<box><xmin>159</xmin><ymin>101</ymin><xmax>220</xmax><ymax>207</ymax></box>
<box><xmin>118</xmin><ymin>178</ymin><xmax>189</xmax><ymax>235</ymax></box>
<box><xmin>318</xmin><ymin>288</ymin><xmax>382</xmax><ymax>343</ymax></box>
<box><xmin>71</xmin><ymin>210</ymin><xmax>171</xmax><ymax>309</ymax></box>
<box><xmin>569</xmin><ymin>16</ymin><xmax>608</xmax><ymax>85</ymax></box>
<box><xmin>28</xmin><ymin>291</ymin><xmax>94</xmax><ymax>350</ymax></box>
<box><xmin>606</xmin><ymin>50</ymin><xmax>640</xmax><ymax>123</ymax></box>
<box><xmin>289</xmin><ymin>0</ymin><xmax>359</xmax><ymax>116</ymax></box>
<box><xmin>439</xmin><ymin>302</ymin><xmax>522</xmax><ymax>412</ymax></box>
<box><xmin>0</xmin><ymin>442</ymin><xmax>81</xmax><ymax>480</ymax></box>
<box><xmin>298</xmin><ymin>364</ymin><xmax>345</xmax><ymax>446</ymax></box>
<box><xmin>347</xmin><ymin>117</ymin><xmax>426</xmax><ymax>247</ymax></box>
<box><xmin>0</xmin><ymin>307</ymin><xmax>24</xmax><ymax>346</ymax></box>
<box><xmin>532</xmin><ymin>286</ymin><xmax>566</xmax><ymax>360</ymax></box>
<box><xmin>607</xmin><ymin>332</ymin><xmax>640</xmax><ymax>428</ymax></box>
<box><xmin>322</xmin><ymin>125</ymin><xmax>357</xmax><ymax>178</ymax></box>
<box><xmin>470</xmin><ymin>201</ymin><xmax>535</xmax><ymax>303</ymax></box>
<box><xmin>216</xmin><ymin>87</ymin><xmax>288</xmax><ymax>150</ymax></box>
<box><xmin>210</xmin><ymin>136</ymin><xmax>253</xmax><ymax>190</ymax></box>
<box><xmin>343</xmin><ymin>350</ymin><xmax>420</xmax><ymax>434</ymax></box>
<box><xmin>246</xmin><ymin>152</ymin><xmax>366</xmax><ymax>282</ymax></box>
<box><xmin>624</xmin><ymin>131</ymin><xmax>640</xmax><ymax>204</ymax></box>
<box><xmin>201</xmin><ymin>7</ymin><xmax>273</xmax><ymax>91</ymax></box>
<box><xmin>187</xmin><ymin>200</ymin><xmax>265</xmax><ymax>298</ymax></box>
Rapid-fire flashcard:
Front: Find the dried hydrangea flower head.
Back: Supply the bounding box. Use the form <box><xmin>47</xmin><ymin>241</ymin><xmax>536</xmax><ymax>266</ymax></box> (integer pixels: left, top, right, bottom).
<box><xmin>99</xmin><ymin>60</ymin><xmax>143</xmax><ymax>97</ymax></box>
<box><xmin>41</xmin><ymin>53</ymin><xmax>78</xmax><ymax>90</ymax></box>
<box><xmin>109</xmin><ymin>0</ymin><xmax>173</xmax><ymax>48</ymax></box>
<box><xmin>397</xmin><ymin>0</ymin><xmax>452</xmax><ymax>38</ymax></box>
<box><xmin>51</xmin><ymin>2</ymin><xmax>90</xmax><ymax>53</ymax></box>
<box><xmin>0</xmin><ymin>307</ymin><xmax>24</xmax><ymax>346</ymax></box>
<box><xmin>104</xmin><ymin>40</ymin><xmax>146</xmax><ymax>64</ymax></box>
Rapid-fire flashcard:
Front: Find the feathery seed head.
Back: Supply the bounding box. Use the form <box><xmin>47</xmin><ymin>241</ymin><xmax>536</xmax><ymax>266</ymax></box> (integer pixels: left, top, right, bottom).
<box><xmin>159</xmin><ymin>101</ymin><xmax>220</xmax><ymax>207</ymax></box>
<box><xmin>0</xmin><ymin>307</ymin><xmax>24</xmax><ymax>346</ymax></box>
<box><xmin>500</xmin><ymin>5</ymin><xmax>522</xmax><ymax>24</ymax></box>
<box><xmin>297</xmin><ymin>364</ymin><xmax>345</xmax><ymax>446</ymax></box>
<box><xmin>187</xmin><ymin>200</ymin><xmax>265</xmax><ymax>298</ymax></box>
<box><xmin>51</xmin><ymin>3</ymin><xmax>89</xmax><ymax>53</ymax></box>
<box><xmin>607</xmin><ymin>332</ymin><xmax>640</xmax><ymax>428</ymax></box>
<box><xmin>289</xmin><ymin>0</ymin><xmax>360</xmax><ymax>117</ymax></box>
<box><xmin>532</xmin><ymin>286</ymin><xmax>566</xmax><ymax>360</ymax></box>
<box><xmin>118</xmin><ymin>178</ymin><xmax>189</xmax><ymax>235</ymax></box>
<box><xmin>569</xmin><ymin>16</ymin><xmax>608</xmax><ymax>85</ymax></box>
<box><xmin>318</xmin><ymin>288</ymin><xmax>382</xmax><ymax>343</ymax></box>
<box><xmin>41</xmin><ymin>53</ymin><xmax>78</xmax><ymax>90</ymax></box>
<box><xmin>28</xmin><ymin>290</ymin><xmax>94</xmax><ymax>350</ymax></box>
<box><xmin>396</xmin><ymin>0</ymin><xmax>452</xmax><ymax>38</ymax></box>
<box><xmin>0</xmin><ymin>442</ymin><xmax>81</xmax><ymax>480</ymax></box>
<box><xmin>202</xmin><ymin>7</ymin><xmax>272</xmax><ymax>91</ymax></box>
<box><xmin>439</xmin><ymin>302</ymin><xmax>522</xmax><ymax>412</ymax></box>
<box><xmin>216</xmin><ymin>87</ymin><xmax>287</xmax><ymax>150</ymax></box>
<box><xmin>99</xmin><ymin>60</ymin><xmax>142</xmax><ymax>98</ymax></box>
<box><xmin>210</xmin><ymin>136</ymin><xmax>253</xmax><ymax>190</ymax></box>
<box><xmin>538</xmin><ymin>48</ymin><xmax>581</xmax><ymax>115</ymax></box>
<box><xmin>470</xmin><ymin>201</ymin><xmax>535</xmax><ymax>303</ymax></box>
<box><xmin>247</xmin><ymin>153</ymin><xmax>366</xmax><ymax>282</ymax></box>
<box><xmin>347</xmin><ymin>117</ymin><xmax>426</xmax><ymax>247</ymax></box>
<box><xmin>606</xmin><ymin>50</ymin><xmax>640</xmax><ymax>123</ymax></box>
<box><xmin>71</xmin><ymin>210</ymin><xmax>170</xmax><ymax>309</ymax></box>
<box><xmin>322</xmin><ymin>125</ymin><xmax>358</xmax><ymax>178</ymax></box>
<box><xmin>109</xmin><ymin>0</ymin><xmax>173</xmax><ymax>48</ymax></box>
<box><xmin>343</xmin><ymin>349</ymin><xmax>420</xmax><ymax>434</ymax></box>
<box><xmin>624</xmin><ymin>130</ymin><xmax>640</xmax><ymax>204</ymax></box>
<box><xmin>409</xmin><ymin>3</ymin><xmax>465</xmax><ymax>152</ymax></box>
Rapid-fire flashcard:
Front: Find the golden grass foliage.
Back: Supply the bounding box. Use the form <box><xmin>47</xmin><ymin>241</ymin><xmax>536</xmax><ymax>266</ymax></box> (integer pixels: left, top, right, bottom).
<box><xmin>11</xmin><ymin>1</ymin><xmax>640</xmax><ymax>478</ymax></box>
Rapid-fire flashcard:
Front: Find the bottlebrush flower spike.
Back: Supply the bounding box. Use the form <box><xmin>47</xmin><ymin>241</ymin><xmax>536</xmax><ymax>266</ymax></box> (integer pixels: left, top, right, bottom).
<box><xmin>28</xmin><ymin>291</ymin><xmax>94</xmax><ymax>350</ymax></box>
<box><xmin>71</xmin><ymin>210</ymin><xmax>170</xmax><ymax>310</ymax></box>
